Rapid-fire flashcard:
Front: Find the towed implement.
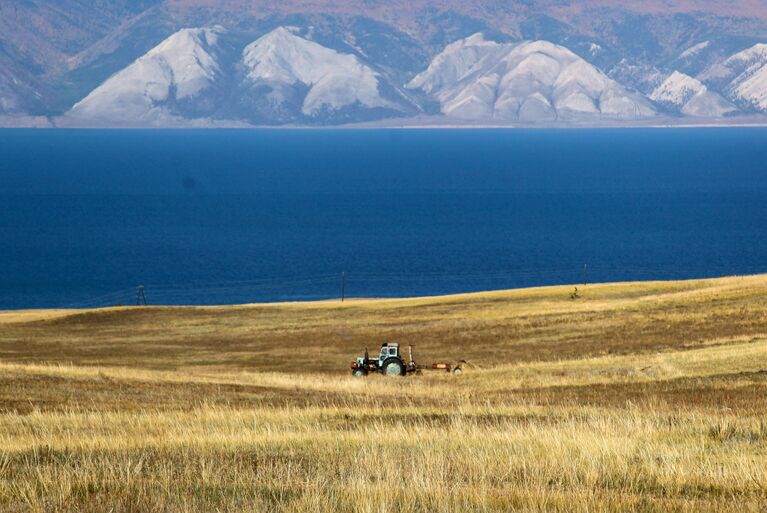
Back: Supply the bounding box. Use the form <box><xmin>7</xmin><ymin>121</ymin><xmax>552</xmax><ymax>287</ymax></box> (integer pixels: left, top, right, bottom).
<box><xmin>351</xmin><ymin>342</ymin><xmax>463</xmax><ymax>377</ymax></box>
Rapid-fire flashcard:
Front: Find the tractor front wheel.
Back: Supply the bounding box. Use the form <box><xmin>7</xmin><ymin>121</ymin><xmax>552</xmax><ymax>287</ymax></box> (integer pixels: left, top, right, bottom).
<box><xmin>353</xmin><ymin>368</ymin><xmax>367</xmax><ymax>378</ymax></box>
<box><xmin>382</xmin><ymin>358</ymin><xmax>406</xmax><ymax>377</ymax></box>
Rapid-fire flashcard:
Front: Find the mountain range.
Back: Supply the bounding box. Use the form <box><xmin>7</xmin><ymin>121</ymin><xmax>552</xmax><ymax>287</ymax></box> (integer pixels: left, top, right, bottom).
<box><xmin>2</xmin><ymin>0</ymin><xmax>767</xmax><ymax>127</ymax></box>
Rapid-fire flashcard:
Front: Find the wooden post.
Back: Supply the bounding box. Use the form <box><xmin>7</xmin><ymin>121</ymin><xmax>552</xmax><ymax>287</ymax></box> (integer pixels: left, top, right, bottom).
<box><xmin>136</xmin><ymin>285</ymin><xmax>147</xmax><ymax>306</ymax></box>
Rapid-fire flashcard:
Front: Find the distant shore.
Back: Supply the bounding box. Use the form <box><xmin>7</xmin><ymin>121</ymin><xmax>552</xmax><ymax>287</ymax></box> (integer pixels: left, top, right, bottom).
<box><xmin>3</xmin><ymin>114</ymin><xmax>767</xmax><ymax>130</ymax></box>
<box><xmin>3</xmin><ymin>273</ymin><xmax>765</xmax><ymax>317</ymax></box>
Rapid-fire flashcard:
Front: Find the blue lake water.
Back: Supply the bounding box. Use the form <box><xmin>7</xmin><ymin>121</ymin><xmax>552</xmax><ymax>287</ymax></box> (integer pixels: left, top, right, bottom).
<box><xmin>1</xmin><ymin>128</ymin><xmax>766</xmax><ymax>309</ymax></box>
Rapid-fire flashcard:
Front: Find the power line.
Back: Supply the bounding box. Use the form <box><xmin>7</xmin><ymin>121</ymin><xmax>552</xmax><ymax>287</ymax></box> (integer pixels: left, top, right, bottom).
<box><xmin>63</xmin><ymin>287</ymin><xmax>137</xmax><ymax>308</ymax></box>
<box><xmin>52</xmin><ymin>264</ymin><xmax>767</xmax><ymax>309</ymax></box>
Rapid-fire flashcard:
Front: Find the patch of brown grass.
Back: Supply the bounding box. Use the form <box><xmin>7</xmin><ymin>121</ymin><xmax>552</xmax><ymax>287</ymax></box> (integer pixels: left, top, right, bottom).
<box><xmin>2</xmin><ymin>275</ymin><xmax>767</xmax><ymax>373</ymax></box>
<box><xmin>2</xmin><ymin>275</ymin><xmax>767</xmax><ymax>512</ymax></box>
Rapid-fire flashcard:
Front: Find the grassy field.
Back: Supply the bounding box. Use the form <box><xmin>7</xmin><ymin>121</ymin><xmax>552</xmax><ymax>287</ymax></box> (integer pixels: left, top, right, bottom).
<box><xmin>1</xmin><ymin>275</ymin><xmax>767</xmax><ymax>512</ymax></box>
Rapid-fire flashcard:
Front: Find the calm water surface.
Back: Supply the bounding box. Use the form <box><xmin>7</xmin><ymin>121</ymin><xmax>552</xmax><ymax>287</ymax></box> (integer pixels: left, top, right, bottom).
<box><xmin>1</xmin><ymin>128</ymin><xmax>766</xmax><ymax>309</ymax></box>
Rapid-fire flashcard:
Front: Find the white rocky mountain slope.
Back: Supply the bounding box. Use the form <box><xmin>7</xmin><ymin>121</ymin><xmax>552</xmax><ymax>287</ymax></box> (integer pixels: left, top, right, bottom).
<box><xmin>407</xmin><ymin>33</ymin><xmax>502</xmax><ymax>95</ymax></box>
<box><xmin>61</xmin><ymin>26</ymin><xmax>766</xmax><ymax>126</ymax></box>
<box><xmin>0</xmin><ymin>81</ymin><xmax>21</xmax><ymax>114</ymax></box>
<box><xmin>700</xmin><ymin>43</ymin><xmax>767</xmax><ymax>112</ymax></box>
<box><xmin>241</xmin><ymin>27</ymin><xmax>401</xmax><ymax>117</ymax></box>
<box><xmin>0</xmin><ymin>66</ymin><xmax>27</xmax><ymax>115</ymax></box>
<box><xmin>68</xmin><ymin>27</ymin><xmax>226</xmax><ymax>124</ymax></box>
<box><xmin>66</xmin><ymin>26</ymin><xmax>410</xmax><ymax>125</ymax></box>
<box><xmin>679</xmin><ymin>41</ymin><xmax>711</xmax><ymax>60</ymax></box>
<box><xmin>650</xmin><ymin>71</ymin><xmax>736</xmax><ymax>117</ymax></box>
<box><xmin>408</xmin><ymin>34</ymin><xmax>656</xmax><ymax>122</ymax></box>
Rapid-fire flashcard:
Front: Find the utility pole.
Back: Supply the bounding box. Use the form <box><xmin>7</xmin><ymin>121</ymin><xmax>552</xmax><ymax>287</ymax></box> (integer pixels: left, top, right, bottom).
<box><xmin>136</xmin><ymin>285</ymin><xmax>147</xmax><ymax>306</ymax></box>
<box><xmin>582</xmin><ymin>264</ymin><xmax>588</xmax><ymax>287</ymax></box>
<box><xmin>341</xmin><ymin>272</ymin><xmax>346</xmax><ymax>302</ymax></box>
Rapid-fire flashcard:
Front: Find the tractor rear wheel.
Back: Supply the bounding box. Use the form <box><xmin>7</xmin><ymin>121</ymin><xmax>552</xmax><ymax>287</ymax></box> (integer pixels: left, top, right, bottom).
<box><xmin>353</xmin><ymin>368</ymin><xmax>367</xmax><ymax>378</ymax></box>
<box><xmin>382</xmin><ymin>358</ymin><xmax>406</xmax><ymax>377</ymax></box>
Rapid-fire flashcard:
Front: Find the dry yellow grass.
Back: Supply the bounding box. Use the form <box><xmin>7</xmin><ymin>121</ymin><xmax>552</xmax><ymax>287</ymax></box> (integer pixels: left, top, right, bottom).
<box><xmin>1</xmin><ymin>275</ymin><xmax>767</xmax><ymax>512</ymax></box>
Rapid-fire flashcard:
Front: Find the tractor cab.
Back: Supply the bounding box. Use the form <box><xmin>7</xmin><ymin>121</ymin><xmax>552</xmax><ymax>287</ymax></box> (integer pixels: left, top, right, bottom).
<box><xmin>378</xmin><ymin>343</ymin><xmax>399</xmax><ymax>365</ymax></box>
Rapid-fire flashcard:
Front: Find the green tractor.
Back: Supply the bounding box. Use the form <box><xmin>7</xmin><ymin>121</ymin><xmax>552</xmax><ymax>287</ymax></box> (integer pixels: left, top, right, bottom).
<box><xmin>351</xmin><ymin>342</ymin><xmax>463</xmax><ymax>377</ymax></box>
<box><xmin>351</xmin><ymin>342</ymin><xmax>412</xmax><ymax>377</ymax></box>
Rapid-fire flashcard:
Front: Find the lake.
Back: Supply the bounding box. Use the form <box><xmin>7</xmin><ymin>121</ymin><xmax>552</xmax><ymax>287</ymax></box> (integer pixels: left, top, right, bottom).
<box><xmin>1</xmin><ymin>128</ymin><xmax>766</xmax><ymax>309</ymax></box>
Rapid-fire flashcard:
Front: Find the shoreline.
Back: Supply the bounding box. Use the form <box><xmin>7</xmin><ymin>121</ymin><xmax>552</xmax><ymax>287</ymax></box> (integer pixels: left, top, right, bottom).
<box><xmin>2</xmin><ymin>273</ymin><xmax>764</xmax><ymax>317</ymax></box>
<box><xmin>3</xmin><ymin>114</ymin><xmax>767</xmax><ymax>130</ymax></box>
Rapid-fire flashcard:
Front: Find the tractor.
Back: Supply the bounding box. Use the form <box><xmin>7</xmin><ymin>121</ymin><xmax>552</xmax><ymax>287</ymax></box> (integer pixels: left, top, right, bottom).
<box><xmin>351</xmin><ymin>342</ymin><xmax>463</xmax><ymax>377</ymax></box>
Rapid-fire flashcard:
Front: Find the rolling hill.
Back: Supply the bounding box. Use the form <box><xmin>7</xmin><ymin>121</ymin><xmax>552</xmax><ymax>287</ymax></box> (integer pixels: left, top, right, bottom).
<box><xmin>408</xmin><ymin>35</ymin><xmax>656</xmax><ymax>122</ymax></box>
<box><xmin>2</xmin><ymin>0</ymin><xmax>767</xmax><ymax>125</ymax></box>
<box><xmin>2</xmin><ymin>274</ymin><xmax>767</xmax><ymax>511</ymax></box>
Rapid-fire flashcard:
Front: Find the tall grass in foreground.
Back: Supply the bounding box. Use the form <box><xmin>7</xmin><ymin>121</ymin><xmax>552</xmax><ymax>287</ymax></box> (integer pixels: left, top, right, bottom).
<box><xmin>3</xmin><ymin>276</ymin><xmax>767</xmax><ymax>512</ymax></box>
<box><xmin>2</xmin><ymin>403</ymin><xmax>766</xmax><ymax>512</ymax></box>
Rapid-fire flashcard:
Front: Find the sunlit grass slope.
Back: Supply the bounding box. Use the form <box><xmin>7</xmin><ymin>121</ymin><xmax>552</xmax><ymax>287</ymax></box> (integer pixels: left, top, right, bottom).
<box><xmin>1</xmin><ymin>275</ymin><xmax>766</xmax><ymax>512</ymax></box>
